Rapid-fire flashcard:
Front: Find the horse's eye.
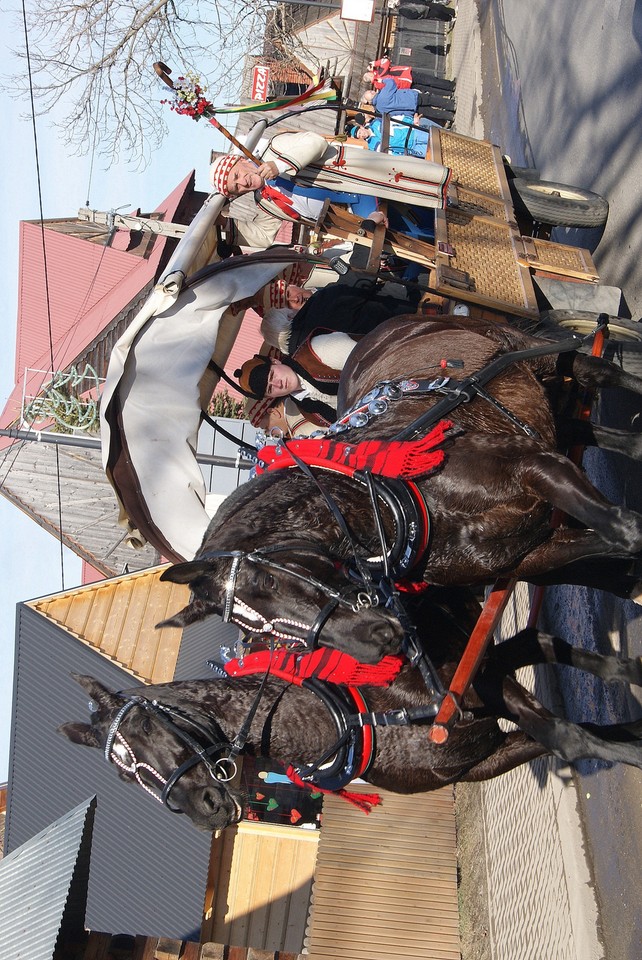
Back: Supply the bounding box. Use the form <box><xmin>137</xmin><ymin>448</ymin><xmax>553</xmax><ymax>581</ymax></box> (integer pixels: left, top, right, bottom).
<box><xmin>263</xmin><ymin>573</ymin><xmax>277</xmax><ymax>591</ymax></box>
<box><xmin>141</xmin><ymin>717</ymin><xmax>153</xmax><ymax>735</ymax></box>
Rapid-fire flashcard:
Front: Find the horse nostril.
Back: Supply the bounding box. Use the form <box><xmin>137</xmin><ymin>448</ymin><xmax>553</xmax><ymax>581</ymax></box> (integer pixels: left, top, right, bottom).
<box><xmin>201</xmin><ymin>788</ymin><xmax>221</xmax><ymax>814</ymax></box>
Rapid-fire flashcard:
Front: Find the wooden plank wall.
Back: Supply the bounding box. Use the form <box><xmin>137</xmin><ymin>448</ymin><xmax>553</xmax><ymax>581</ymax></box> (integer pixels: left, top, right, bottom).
<box><xmin>305</xmin><ymin>785</ymin><xmax>460</xmax><ymax>960</ymax></box>
<box><xmin>203</xmin><ymin>822</ymin><xmax>319</xmax><ymax>953</ymax></box>
<box><xmin>29</xmin><ymin>565</ymin><xmax>188</xmax><ymax>683</ymax></box>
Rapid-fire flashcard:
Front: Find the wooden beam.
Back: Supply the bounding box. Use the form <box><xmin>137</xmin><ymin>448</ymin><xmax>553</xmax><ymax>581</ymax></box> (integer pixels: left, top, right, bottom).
<box><xmin>199</xmin><ymin>944</ymin><xmax>226</xmax><ymax>960</ymax></box>
<box><xmin>154</xmin><ymin>939</ymin><xmax>182</xmax><ymax>960</ymax></box>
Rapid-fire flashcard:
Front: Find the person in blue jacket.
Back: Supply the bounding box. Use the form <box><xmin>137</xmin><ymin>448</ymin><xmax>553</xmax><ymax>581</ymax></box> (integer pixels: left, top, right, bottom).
<box><xmin>352</xmin><ymin>114</ymin><xmax>439</xmax><ymax>157</ymax></box>
<box><xmin>362</xmin><ymin>77</ymin><xmax>454</xmax><ymax>123</ymax></box>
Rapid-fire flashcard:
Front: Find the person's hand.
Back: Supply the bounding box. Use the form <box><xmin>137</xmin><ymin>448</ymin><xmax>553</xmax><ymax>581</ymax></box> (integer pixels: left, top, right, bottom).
<box><xmin>255</xmin><ymin>160</ymin><xmax>279</xmax><ymax>181</ymax></box>
<box><xmin>369</xmin><ymin>210</ymin><xmax>389</xmax><ymax>228</ymax></box>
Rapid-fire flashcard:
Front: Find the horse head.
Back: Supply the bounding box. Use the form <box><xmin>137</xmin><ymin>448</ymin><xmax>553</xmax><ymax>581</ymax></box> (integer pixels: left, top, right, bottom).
<box><xmin>58</xmin><ymin>674</ymin><xmax>244</xmax><ymax>832</ymax></box>
<box><xmin>158</xmin><ymin>541</ymin><xmax>405</xmax><ymax>664</ymax></box>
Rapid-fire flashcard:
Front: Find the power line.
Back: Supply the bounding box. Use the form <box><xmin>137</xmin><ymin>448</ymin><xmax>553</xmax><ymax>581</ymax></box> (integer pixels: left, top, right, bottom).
<box><xmin>16</xmin><ymin>0</ymin><xmax>67</xmax><ymax>589</ymax></box>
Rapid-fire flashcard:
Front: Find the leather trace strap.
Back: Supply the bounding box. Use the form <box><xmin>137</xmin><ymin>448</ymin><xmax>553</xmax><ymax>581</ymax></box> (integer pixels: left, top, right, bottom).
<box><xmin>395</xmin><ymin>329</ymin><xmax>604</xmax><ymax>442</ymax></box>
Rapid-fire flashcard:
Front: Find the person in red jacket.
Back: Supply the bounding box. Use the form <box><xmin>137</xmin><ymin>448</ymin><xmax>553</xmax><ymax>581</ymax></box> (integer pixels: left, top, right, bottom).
<box><xmin>364</xmin><ymin>56</ymin><xmax>455</xmax><ymax>97</ymax></box>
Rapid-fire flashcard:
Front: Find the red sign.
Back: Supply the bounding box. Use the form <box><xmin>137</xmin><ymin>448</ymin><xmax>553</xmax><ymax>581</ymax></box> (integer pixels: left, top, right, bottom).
<box><xmin>251</xmin><ymin>66</ymin><xmax>270</xmax><ymax>101</ymax></box>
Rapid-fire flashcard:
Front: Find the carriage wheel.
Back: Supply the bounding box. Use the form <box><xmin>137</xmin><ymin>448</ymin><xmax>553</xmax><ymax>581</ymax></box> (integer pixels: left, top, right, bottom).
<box><xmin>541</xmin><ymin>310</ymin><xmax>642</xmax><ymax>377</ymax></box>
<box><xmin>510</xmin><ymin>178</ymin><xmax>609</xmax><ymax>228</ymax></box>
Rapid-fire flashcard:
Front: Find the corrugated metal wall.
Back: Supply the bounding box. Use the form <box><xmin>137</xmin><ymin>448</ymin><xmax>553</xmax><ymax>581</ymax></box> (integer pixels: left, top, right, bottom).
<box><xmin>0</xmin><ymin>797</ymin><xmax>95</xmax><ymax>959</ymax></box>
<box><xmin>306</xmin><ymin>784</ymin><xmax>460</xmax><ymax>960</ymax></box>
<box><xmin>178</xmin><ymin>615</ymin><xmax>242</xmax><ymax>681</ymax></box>
<box><xmin>6</xmin><ymin>605</ymin><xmax>212</xmax><ymax>940</ymax></box>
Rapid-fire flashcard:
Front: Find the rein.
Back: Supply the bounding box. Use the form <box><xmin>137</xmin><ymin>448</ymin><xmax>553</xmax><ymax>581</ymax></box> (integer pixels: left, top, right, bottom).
<box><xmin>394</xmin><ymin>330</ymin><xmax>602</xmax><ymax>442</ymax></box>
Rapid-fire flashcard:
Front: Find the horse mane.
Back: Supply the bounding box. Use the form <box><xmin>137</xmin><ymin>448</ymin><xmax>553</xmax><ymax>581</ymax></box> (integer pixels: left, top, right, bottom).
<box><xmin>199</xmin><ymin>469</ymin><xmax>342</xmax><ymax>553</ymax></box>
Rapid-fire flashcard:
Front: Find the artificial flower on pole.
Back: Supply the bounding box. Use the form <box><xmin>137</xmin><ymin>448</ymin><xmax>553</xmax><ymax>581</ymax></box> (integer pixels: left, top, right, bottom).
<box><xmin>157</xmin><ymin>63</ymin><xmax>336</xmax><ymax>121</ymax></box>
<box><xmin>155</xmin><ymin>61</ymin><xmax>337</xmax><ymax>161</ymax></box>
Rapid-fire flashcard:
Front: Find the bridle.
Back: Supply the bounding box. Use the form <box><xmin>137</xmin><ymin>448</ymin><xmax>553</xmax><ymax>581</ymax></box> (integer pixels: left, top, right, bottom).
<box><xmin>200</xmin><ymin>541</ymin><xmax>384</xmax><ymax>649</ymax></box>
<box><xmin>199</xmin><ymin>497</ymin><xmax>444</xmax><ymax>704</ymax></box>
<box><xmin>103</xmin><ymin>694</ymin><xmax>241</xmax><ymax>815</ymax></box>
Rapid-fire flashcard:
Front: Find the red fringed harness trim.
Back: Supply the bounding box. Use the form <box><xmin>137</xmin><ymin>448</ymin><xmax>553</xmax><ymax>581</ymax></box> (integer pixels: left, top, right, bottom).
<box><xmin>254</xmin><ymin>419</ymin><xmax>454</xmax><ymax>581</ymax></box>
<box><xmin>224</xmin><ymin>647</ymin><xmax>405</xmax><ymax>687</ymax></box>
<box><xmin>225</xmin><ymin>649</ymin><xmax>401</xmax><ymax>812</ymax></box>
<box><xmin>254</xmin><ymin>419</ymin><xmax>454</xmax><ymax>480</ymax></box>
<box><xmin>285</xmin><ymin>768</ymin><xmax>383</xmax><ymax>813</ymax></box>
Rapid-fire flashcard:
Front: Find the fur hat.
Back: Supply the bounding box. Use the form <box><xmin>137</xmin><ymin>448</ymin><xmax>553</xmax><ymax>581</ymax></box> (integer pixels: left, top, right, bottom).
<box><xmin>235</xmin><ymin>355</ymin><xmax>272</xmax><ymax>399</ymax></box>
<box><xmin>210</xmin><ymin>154</ymin><xmax>241</xmax><ymax>197</ymax></box>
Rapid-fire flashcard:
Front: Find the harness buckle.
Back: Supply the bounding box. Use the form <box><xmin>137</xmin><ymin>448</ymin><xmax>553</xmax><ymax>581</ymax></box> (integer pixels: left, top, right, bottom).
<box><xmin>427</xmin><ymin>375</ymin><xmax>451</xmax><ymax>392</ymax></box>
<box><xmin>376</xmin><ymin>708</ymin><xmax>410</xmax><ymax>727</ymax></box>
<box><xmin>352</xmin><ymin>591</ymin><xmax>380</xmax><ymax>611</ymax></box>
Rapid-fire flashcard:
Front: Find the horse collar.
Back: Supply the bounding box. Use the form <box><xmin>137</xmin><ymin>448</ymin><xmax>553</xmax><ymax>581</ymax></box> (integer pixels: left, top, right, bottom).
<box><xmin>252</xmin><ymin>454</ymin><xmax>431</xmax><ymax>579</ymax></box>
<box><xmin>293</xmin><ymin>680</ymin><xmax>375</xmax><ymax>791</ymax></box>
<box><xmin>358</xmin><ymin>474</ymin><xmax>430</xmax><ymax>577</ymax></box>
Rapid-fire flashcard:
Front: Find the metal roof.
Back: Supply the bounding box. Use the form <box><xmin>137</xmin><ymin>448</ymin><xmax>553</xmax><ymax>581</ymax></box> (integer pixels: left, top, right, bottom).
<box><xmin>0</xmin><ymin>439</ymin><xmax>159</xmax><ymax>577</ymax></box>
<box><xmin>3</xmin><ymin>174</ymin><xmax>195</xmax><ymax>434</ymax></box>
<box><xmin>0</xmin><ymin>415</ymin><xmax>257</xmax><ymax>578</ymax></box>
<box><xmin>6</xmin><ymin>604</ymin><xmax>212</xmax><ymax>939</ymax></box>
<box><xmin>0</xmin><ymin>796</ymin><xmax>96</xmax><ymax>960</ymax></box>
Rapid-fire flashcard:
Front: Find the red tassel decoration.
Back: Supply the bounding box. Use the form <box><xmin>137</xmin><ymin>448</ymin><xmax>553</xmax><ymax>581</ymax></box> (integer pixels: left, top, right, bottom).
<box><xmin>286</xmin><ymin>765</ymin><xmax>382</xmax><ymax>813</ymax></box>
<box><xmin>254</xmin><ymin>419</ymin><xmax>454</xmax><ymax>481</ymax></box>
<box><xmin>225</xmin><ymin>647</ymin><xmax>405</xmax><ymax>687</ymax></box>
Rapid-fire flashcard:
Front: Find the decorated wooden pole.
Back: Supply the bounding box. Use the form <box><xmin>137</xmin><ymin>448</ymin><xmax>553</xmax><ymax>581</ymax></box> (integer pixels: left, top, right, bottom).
<box><xmin>153</xmin><ymin>62</ymin><xmax>262</xmax><ymax>165</ymax></box>
<box><xmin>153</xmin><ymin>60</ymin><xmax>337</xmax><ymax>131</ymax></box>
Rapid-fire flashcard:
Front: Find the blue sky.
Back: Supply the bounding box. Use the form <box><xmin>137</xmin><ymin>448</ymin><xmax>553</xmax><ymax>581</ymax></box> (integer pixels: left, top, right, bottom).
<box><xmin>0</xmin><ymin>11</ymin><xmax>228</xmax><ymax>781</ymax></box>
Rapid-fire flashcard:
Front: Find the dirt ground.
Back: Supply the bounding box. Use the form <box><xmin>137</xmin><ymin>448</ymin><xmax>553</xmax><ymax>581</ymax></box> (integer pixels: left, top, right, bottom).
<box><xmin>454</xmin><ymin>782</ymin><xmax>492</xmax><ymax>960</ymax></box>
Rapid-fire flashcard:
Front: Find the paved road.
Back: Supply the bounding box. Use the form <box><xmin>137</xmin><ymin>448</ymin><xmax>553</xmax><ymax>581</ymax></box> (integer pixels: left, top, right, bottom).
<box><xmin>478</xmin><ymin>0</ymin><xmax>642</xmax><ymax>317</ymax></box>
<box><xmin>473</xmin><ymin>2</ymin><xmax>642</xmax><ymax>956</ymax></box>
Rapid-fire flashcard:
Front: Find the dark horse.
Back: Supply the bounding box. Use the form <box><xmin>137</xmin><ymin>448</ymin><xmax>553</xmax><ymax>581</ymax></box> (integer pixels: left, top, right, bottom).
<box><xmin>59</xmin><ymin>589</ymin><xmax>642</xmax><ymax>832</ymax></box>
<box><xmin>158</xmin><ymin>316</ymin><xmax>642</xmax><ymax>663</ymax></box>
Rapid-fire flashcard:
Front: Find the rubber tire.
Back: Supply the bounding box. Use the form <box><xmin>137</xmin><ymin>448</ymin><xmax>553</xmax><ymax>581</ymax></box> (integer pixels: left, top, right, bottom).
<box><xmin>511</xmin><ymin>178</ymin><xmax>609</xmax><ymax>228</ymax></box>
<box><xmin>504</xmin><ymin>163</ymin><xmax>540</xmax><ymax>182</ymax></box>
<box><xmin>542</xmin><ymin>310</ymin><xmax>642</xmax><ymax>343</ymax></box>
<box><xmin>529</xmin><ymin>310</ymin><xmax>642</xmax><ymax>378</ymax></box>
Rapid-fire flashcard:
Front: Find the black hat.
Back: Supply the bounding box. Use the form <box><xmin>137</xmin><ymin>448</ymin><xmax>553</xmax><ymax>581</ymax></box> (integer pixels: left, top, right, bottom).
<box><xmin>234</xmin><ymin>355</ymin><xmax>272</xmax><ymax>399</ymax></box>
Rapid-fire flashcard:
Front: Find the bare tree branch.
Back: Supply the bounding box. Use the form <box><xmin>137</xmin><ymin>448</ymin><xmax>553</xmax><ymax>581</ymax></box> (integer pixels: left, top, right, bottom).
<box><xmin>5</xmin><ymin>0</ymin><xmax>287</xmax><ymax>167</ymax></box>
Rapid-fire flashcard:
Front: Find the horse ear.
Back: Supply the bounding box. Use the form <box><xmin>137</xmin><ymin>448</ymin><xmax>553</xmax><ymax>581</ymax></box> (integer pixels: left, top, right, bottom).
<box><xmin>160</xmin><ymin>561</ymin><xmax>214</xmax><ymax>585</ymax></box>
<box><xmin>70</xmin><ymin>673</ymin><xmax>121</xmax><ymax>710</ymax></box>
<box><xmin>156</xmin><ymin>596</ymin><xmax>219</xmax><ymax>629</ymax></box>
<box><xmin>57</xmin><ymin>722</ymin><xmax>102</xmax><ymax>748</ymax></box>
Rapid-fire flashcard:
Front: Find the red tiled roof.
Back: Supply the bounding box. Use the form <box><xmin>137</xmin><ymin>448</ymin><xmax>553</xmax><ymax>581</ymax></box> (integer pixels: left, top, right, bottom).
<box><xmin>220</xmin><ymin>308</ymin><xmax>265</xmax><ymax>398</ymax></box>
<box><xmin>1</xmin><ymin>173</ymin><xmax>194</xmax><ymax>432</ymax></box>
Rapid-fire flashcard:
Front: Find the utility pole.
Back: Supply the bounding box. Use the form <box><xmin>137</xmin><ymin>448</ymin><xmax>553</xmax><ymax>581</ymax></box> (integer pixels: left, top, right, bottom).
<box><xmin>0</xmin><ymin>428</ymin><xmax>254</xmax><ymax>470</ymax></box>
<box><xmin>78</xmin><ymin>208</ymin><xmax>188</xmax><ymax>239</ymax></box>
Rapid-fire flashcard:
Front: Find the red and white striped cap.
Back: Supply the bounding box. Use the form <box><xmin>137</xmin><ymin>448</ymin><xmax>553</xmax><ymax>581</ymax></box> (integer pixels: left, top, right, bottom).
<box><xmin>257</xmin><ymin>278</ymin><xmax>287</xmax><ymax>315</ymax></box>
<box><xmin>210</xmin><ymin>154</ymin><xmax>241</xmax><ymax>197</ymax></box>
